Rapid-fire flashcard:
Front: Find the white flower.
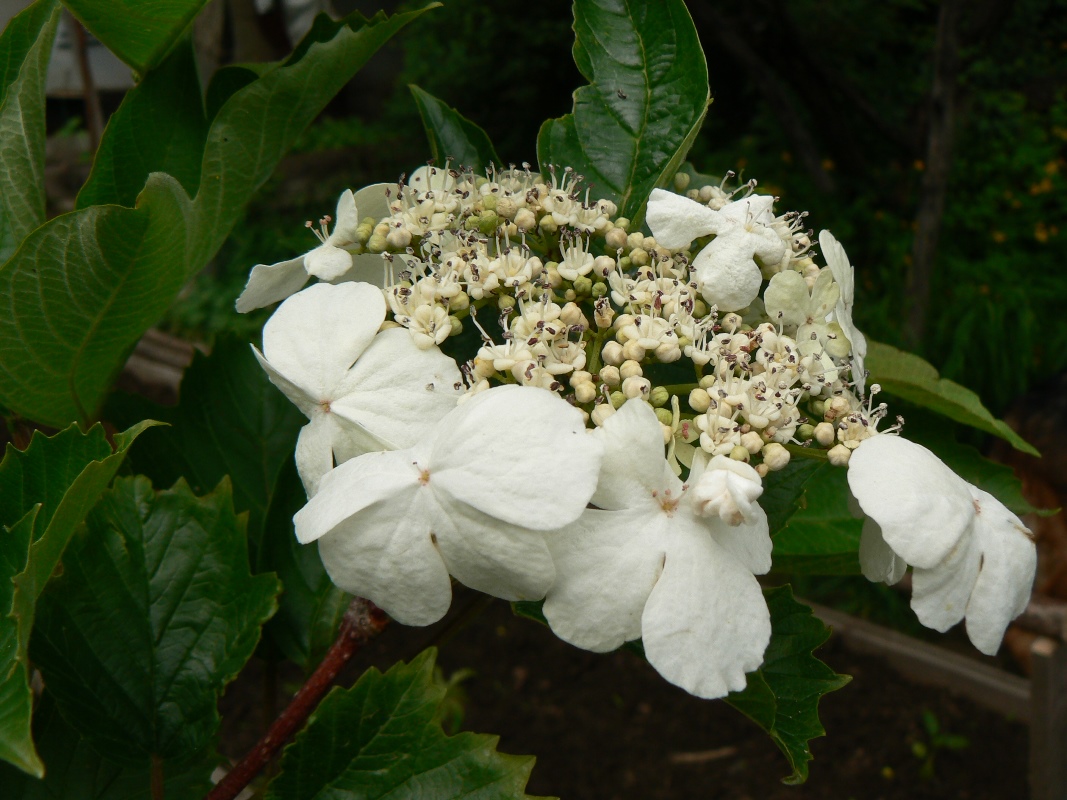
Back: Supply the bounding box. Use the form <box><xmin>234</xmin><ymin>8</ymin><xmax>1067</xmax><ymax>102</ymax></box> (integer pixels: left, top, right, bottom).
<box><xmin>253</xmin><ymin>282</ymin><xmax>462</xmax><ymax>495</ymax></box>
<box><xmin>848</xmin><ymin>434</ymin><xmax>1036</xmax><ymax>655</ymax></box>
<box><xmin>237</xmin><ymin>186</ymin><xmax>387</xmax><ymax>312</ymax></box>
<box><xmin>293</xmin><ymin>385</ymin><xmax>603</xmax><ymax>626</ymax></box>
<box><xmin>819</xmin><ymin>230</ymin><xmax>868</xmax><ymax>393</ymax></box>
<box><xmin>645</xmin><ymin>188</ymin><xmax>785</xmax><ymax>312</ymax></box>
<box><xmin>690</xmin><ymin>454</ymin><xmax>764</xmax><ymax>526</ymax></box>
<box><xmin>763</xmin><ymin>269</ymin><xmax>845</xmax><ymax>358</ymax></box>
<box><xmin>543</xmin><ymin>399</ymin><xmax>772</xmax><ymax>699</ymax></box>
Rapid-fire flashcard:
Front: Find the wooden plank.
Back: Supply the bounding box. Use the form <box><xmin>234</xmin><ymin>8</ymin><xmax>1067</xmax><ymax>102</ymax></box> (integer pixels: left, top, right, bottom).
<box><xmin>1030</xmin><ymin>637</ymin><xmax>1067</xmax><ymax>800</ymax></box>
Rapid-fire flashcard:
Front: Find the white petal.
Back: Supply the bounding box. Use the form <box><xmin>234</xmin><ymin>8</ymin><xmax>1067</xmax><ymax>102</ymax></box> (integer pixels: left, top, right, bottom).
<box><xmin>329</xmin><ymin>252</ymin><xmax>390</xmax><ymax>288</ymax></box>
<box><xmin>858</xmin><ymin>517</ymin><xmax>907</xmax><ymax>585</ymax></box>
<box><xmin>304</xmin><ymin>244</ymin><xmax>353</xmax><ymax>281</ymax></box>
<box><xmin>235</xmin><ymin>257</ymin><xmax>310</xmax><ymax>313</ymax></box>
<box><xmin>910</xmin><ymin>525</ymin><xmax>981</xmax><ymax>633</ymax></box>
<box><xmin>294</xmin><ymin>416</ymin><xmax>336</xmax><ymax>497</ymax></box>
<box><xmin>964</xmin><ymin>488</ymin><xmax>1037</xmax><ymax>655</ymax></box>
<box><xmin>642</xmin><ymin>525</ymin><xmax>771</xmax><ymax>699</ymax></box>
<box><xmin>694</xmin><ymin>235</ymin><xmax>764</xmax><ymax>312</ymax></box>
<box><xmin>819</xmin><ymin>230</ymin><xmax>853</xmax><ymax>302</ymax></box>
<box><xmin>847</xmin><ymin>435</ymin><xmax>974</xmax><ymax>568</ymax></box>
<box><xmin>329</xmin><ymin>189</ymin><xmax>359</xmax><ymax>245</ymax></box>
<box><xmin>719</xmin><ymin>193</ymin><xmax>776</xmax><ymax>226</ymax></box>
<box><xmin>708</xmin><ymin>504</ymin><xmax>773</xmax><ymax>575</ymax></box>
<box><xmin>262</xmin><ymin>282</ymin><xmax>386</xmax><ymax>398</ymax></box>
<box><xmin>293</xmin><ymin>450</ymin><xmax>419</xmax><ymax>544</ymax></box>
<box><xmin>808</xmin><ymin>269</ymin><xmax>841</xmax><ymax>319</ymax></box>
<box><xmin>763</xmin><ymin>270</ymin><xmax>810</xmax><ymax>328</ymax></box>
<box><xmin>330</xmin><ymin>328</ymin><xmax>461</xmax><ymax>450</ymax></box>
<box><xmin>429</xmin><ymin>385</ymin><xmax>602</xmax><ymax>530</ymax></box>
<box><xmin>645</xmin><ymin>188</ymin><xmax>721</xmax><ymax>249</ymax></box>
<box><xmin>316</xmin><ymin>484</ymin><xmax>452</xmax><ymax>626</ymax></box>
<box><xmin>431</xmin><ymin>495</ymin><xmax>556</xmax><ymax>602</ymax></box>
<box><xmin>592</xmin><ymin>399</ymin><xmax>677</xmax><ymax>511</ymax></box>
<box><xmin>252</xmin><ymin>343</ymin><xmax>319</xmax><ymax>418</ymax></box>
<box><xmin>544</xmin><ymin>508</ymin><xmax>667</xmax><ymax>652</ymax></box>
<box><xmin>351</xmin><ymin>182</ymin><xmax>393</xmax><ymax>225</ymax></box>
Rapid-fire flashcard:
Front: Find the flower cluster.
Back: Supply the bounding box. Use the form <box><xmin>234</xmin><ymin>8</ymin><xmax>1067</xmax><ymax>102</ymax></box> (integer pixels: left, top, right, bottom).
<box><xmin>240</xmin><ymin>163</ymin><xmax>1036</xmax><ymax>696</ymax></box>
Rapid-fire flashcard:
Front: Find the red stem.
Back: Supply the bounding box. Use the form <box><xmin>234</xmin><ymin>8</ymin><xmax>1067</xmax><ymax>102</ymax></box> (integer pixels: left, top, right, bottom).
<box><xmin>205</xmin><ymin>598</ymin><xmax>389</xmax><ymax>800</ymax></box>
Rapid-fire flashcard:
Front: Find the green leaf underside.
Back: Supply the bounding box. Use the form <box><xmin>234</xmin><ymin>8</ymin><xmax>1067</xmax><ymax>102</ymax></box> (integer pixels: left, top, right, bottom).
<box><xmin>514</xmin><ymin>587</ymin><xmax>846</xmax><ymax>785</ymax></box>
<box><xmin>0</xmin><ymin>0</ymin><xmax>59</xmax><ymax>263</ymax></box>
<box><xmin>0</xmin><ymin>694</ymin><xmax>214</xmax><ymax>799</ymax></box>
<box><xmin>31</xmin><ymin>476</ymin><xmax>279</xmax><ymax>765</ymax></box>
<box><xmin>409</xmin><ymin>84</ymin><xmax>501</xmax><ymax>173</ymax></box>
<box><xmin>62</xmin><ymin>0</ymin><xmax>210</xmax><ymax>73</ymax></box>
<box><xmin>0</xmin><ymin>422</ymin><xmax>151</xmax><ymax>776</ymax></box>
<box><xmin>866</xmin><ymin>341</ymin><xmax>1038</xmax><ymax>456</ymax></box>
<box><xmin>536</xmin><ymin>0</ymin><xmax>709</xmax><ymax>224</ymax></box>
<box><xmin>0</xmin><ymin>5</ymin><xmax>436</xmax><ymax>428</ymax></box>
<box><xmin>771</xmin><ymin>464</ymin><xmax>864</xmax><ymax>575</ymax></box>
<box><xmin>725</xmin><ymin>586</ymin><xmax>850</xmax><ymax>785</ymax></box>
<box><xmin>266</xmin><ymin>649</ymin><xmax>548</xmax><ymax>800</ymax></box>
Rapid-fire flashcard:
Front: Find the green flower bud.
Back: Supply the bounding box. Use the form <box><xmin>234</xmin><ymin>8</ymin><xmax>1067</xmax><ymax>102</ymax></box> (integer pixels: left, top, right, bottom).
<box><xmin>649</xmin><ymin>386</ymin><xmax>670</xmax><ymax>408</ymax></box>
<box><xmin>367</xmin><ymin>233</ymin><xmax>388</xmax><ymax>253</ymax></box>
<box><xmin>450</xmin><ymin>292</ymin><xmax>470</xmax><ymax>311</ymax></box>
<box><xmin>797</xmin><ymin>423</ymin><xmax>816</xmax><ymax>442</ymax></box>
<box><xmin>449</xmin><ymin>316</ymin><xmax>463</xmax><ymax>337</ymax></box>
<box><xmin>614</xmin><ymin>217</ymin><xmax>631</xmax><ymax>232</ymax></box>
<box><xmin>655</xmin><ymin>407</ymin><xmax>673</xmax><ymax>426</ymax></box>
<box><xmin>730</xmin><ymin>445</ymin><xmax>751</xmax><ymax>462</ymax></box>
<box><xmin>479</xmin><ymin>211</ymin><xmax>500</xmax><ymax>236</ymax></box>
<box><xmin>610</xmin><ymin>390</ymin><xmax>626</xmax><ymax>409</ymax></box>
<box><xmin>539</xmin><ymin>215</ymin><xmax>559</xmax><ymax>235</ymax></box>
<box><xmin>673</xmin><ymin>172</ymin><xmax>691</xmax><ymax>192</ymax></box>
<box><xmin>573</xmin><ymin>276</ymin><xmax>593</xmax><ymax>297</ymax></box>
<box><xmin>591</xmin><ymin>281</ymin><xmax>608</xmax><ymax>298</ymax></box>
<box><xmin>498</xmin><ymin>294</ymin><xmax>516</xmax><ymax>311</ymax></box>
<box><xmin>693</xmin><ymin>300</ymin><xmax>708</xmax><ymax>318</ymax></box>
<box><xmin>482</xmin><ymin>194</ymin><xmax>499</xmax><ymax>211</ymax></box>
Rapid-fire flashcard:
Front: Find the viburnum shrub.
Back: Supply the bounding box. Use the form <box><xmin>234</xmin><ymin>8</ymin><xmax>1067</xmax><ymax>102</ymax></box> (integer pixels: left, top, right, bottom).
<box><xmin>0</xmin><ymin>0</ymin><xmax>1041</xmax><ymax>796</ymax></box>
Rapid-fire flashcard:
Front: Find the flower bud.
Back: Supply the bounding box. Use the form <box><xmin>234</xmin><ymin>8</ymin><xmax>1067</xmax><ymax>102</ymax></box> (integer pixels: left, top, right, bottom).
<box><xmin>813</xmin><ymin>421</ymin><xmax>835</xmax><ymax>446</ymax></box>
<box><xmin>740</xmin><ymin>431</ymin><xmax>764</xmax><ymax>455</ymax></box>
<box><xmin>621</xmin><ymin>339</ymin><xmax>646</xmax><ymax>362</ymax></box>
<box><xmin>655</xmin><ymin>408</ymin><xmax>674</xmax><ymax>427</ymax></box>
<box><xmin>602</xmin><ymin>341</ymin><xmax>625</xmax><ymax>366</ymax></box>
<box><xmin>514</xmin><ymin>208</ymin><xmax>537</xmax><ymax>231</ymax></box>
<box><xmin>573</xmin><ymin>276</ymin><xmax>593</xmax><ymax>296</ymax></box>
<box><xmin>591</xmin><ymin>281</ymin><xmax>608</xmax><ymax>298</ymax></box>
<box><xmin>689</xmin><ymin>387</ymin><xmax>711</xmax><ymax>413</ymax></box>
<box><xmin>605</xmin><ymin>228</ymin><xmax>628</xmax><ymax>251</ymax></box>
<box><xmin>593</xmin><ymin>255</ymin><xmax>616</xmax><ymax>277</ymax></box>
<box><xmin>367</xmin><ymin>232</ymin><xmax>388</xmax><ymax>252</ymax></box>
<box><xmin>610</xmin><ymin>390</ymin><xmax>626</xmax><ymax>409</ymax></box>
<box><xmin>827</xmin><ymin>444</ymin><xmax>851</xmax><ymax>466</ymax></box>
<box><xmin>654</xmin><ymin>342</ymin><xmax>682</xmax><ymax>363</ymax></box>
<box><xmin>591</xmin><ymin>403</ymin><xmax>616</xmax><ymax>426</ymax></box>
<box><xmin>630</xmin><ymin>248</ymin><xmax>650</xmax><ymax>267</ymax></box>
<box><xmin>626</xmin><ymin>231</ymin><xmax>644</xmax><ymax>250</ymax></box>
<box><xmin>449</xmin><ymin>292</ymin><xmax>470</xmax><ymax>311</ymax></box>
<box><xmin>599</xmin><ymin>365</ymin><xmax>621</xmax><ymax>387</ymax></box>
<box><xmin>796</xmin><ymin>423</ymin><xmax>815</xmax><ymax>442</ymax></box>
<box><xmin>622</xmin><ymin>376</ymin><xmax>651</xmax><ymax>400</ymax></box>
<box><xmin>498</xmin><ymin>294</ymin><xmax>516</xmax><ymax>311</ymax></box>
<box><xmin>674</xmin><ymin>172</ymin><xmax>691</xmax><ymax>192</ymax></box>
<box><xmin>761</xmin><ymin>442</ymin><xmax>790</xmax><ymax>471</ymax></box>
<box><xmin>481</xmin><ymin>194</ymin><xmax>499</xmax><ymax>211</ymax></box>
<box><xmin>539</xmin><ymin>215</ymin><xmax>559</xmax><ymax>235</ymax></box>
<box><xmin>690</xmin><ymin>455</ymin><xmax>764</xmax><ymax>526</ymax></box>
<box><xmin>496</xmin><ymin>197</ymin><xmax>518</xmax><ymax>219</ymax></box>
<box><xmin>574</xmin><ymin>381</ymin><xmax>597</xmax><ymax>404</ymax></box>
<box><xmin>479</xmin><ymin>212</ymin><xmax>501</xmax><ymax>236</ymax></box>
<box><xmin>730</xmin><ymin>445</ymin><xmax>751</xmax><ymax>462</ymax></box>
<box><xmin>570</xmin><ymin>370</ymin><xmax>593</xmax><ymax>386</ymax></box>
<box><xmin>649</xmin><ymin>386</ymin><xmax>670</xmax><ymax>408</ymax></box>
<box><xmin>561</xmin><ymin>303</ymin><xmax>587</xmax><ymax>328</ymax></box>
<box><xmin>449</xmin><ymin>316</ymin><xmax>463</xmax><ymax>337</ymax></box>
<box><xmin>614</xmin><ymin>217</ymin><xmax>631</xmax><ymax>232</ymax></box>
<box><xmin>620</xmin><ymin>360</ymin><xmax>643</xmax><ymax>380</ymax></box>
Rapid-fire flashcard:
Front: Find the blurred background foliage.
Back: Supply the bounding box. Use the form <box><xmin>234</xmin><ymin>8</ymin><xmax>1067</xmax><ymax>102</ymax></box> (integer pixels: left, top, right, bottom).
<box><xmin>43</xmin><ymin>0</ymin><xmax>1067</xmax><ymax>417</ymax></box>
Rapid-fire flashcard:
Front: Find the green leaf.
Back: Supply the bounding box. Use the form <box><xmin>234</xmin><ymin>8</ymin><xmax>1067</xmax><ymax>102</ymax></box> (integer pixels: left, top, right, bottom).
<box><xmin>0</xmin><ymin>7</ymin><xmax>435</xmax><ymax>428</ymax></box>
<box><xmin>0</xmin><ymin>694</ymin><xmax>214</xmax><ymax>798</ymax></box>
<box><xmin>261</xmin><ymin>458</ymin><xmax>349</xmax><ymax>671</ymax></box>
<box><xmin>77</xmin><ymin>36</ymin><xmax>208</xmax><ymax>208</ymax></box>
<box><xmin>866</xmin><ymin>340</ymin><xmax>1038</xmax><ymax>456</ymax></box>
<box><xmin>0</xmin><ymin>174</ymin><xmax>194</xmax><ymax>428</ymax></box>
<box><xmin>31</xmin><ymin>475</ymin><xmax>279</xmax><ymax>765</ymax></box>
<box><xmin>536</xmin><ymin>0</ymin><xmax>709</xmax><ymax>224</ymax></box>
<box><xmin>725</xmin><ymin>586</ymin><xmax>850</xmax><ymax>785</ymax></box>
<box><xmin>771</xmin><ymin>463</ymin><xmax>863</xmax><ymax>575</ymax></box>
<box><xmin>0</xmin><ymin>0</ymin><xmax>60</xmax><ymax>262</ymax></box>
<box><xmin>108</xmin><ymin>337</ymin><xmax>304</xmax><ymax>551</ymax></box>
<box><xmin>409</xmin><ymin>84</ymin><xmax>500</xmax><ymax>172</ymax></box>
<box><xmin>61</xmin><ymin>0</ymin><xmax>209</xmax><ymax>73</ymax></box>
<box><xmin>759</xmin><ymin>458</ymin><xmax>823</xmax><ymax>535</ymax></box>
<box><xmin>0</xmin><ymin>422</ymin><xmax>150</xmax><ymax>776</ymax></box>
<box><xmin>266</xmin><ymin>649</ymin><xmax>547</xmax><ymax>800</ymax></box>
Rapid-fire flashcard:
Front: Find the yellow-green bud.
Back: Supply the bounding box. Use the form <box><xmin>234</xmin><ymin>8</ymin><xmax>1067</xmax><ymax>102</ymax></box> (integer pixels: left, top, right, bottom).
<box><xmin>630</xmin><ymin>248</ymin><xmax>650</xmax><ymax>267</ymax></box>
<box><xmin>614</xmin><ymin>217</ymin><xmax>631</xmax><ymax>232</ymax></box>
<box><xmin>591</xmin><ymin>281</ymin><xmax>608</xmax><ymax>298</ymax></box>
<box><xmin>673</xmin><ymin>172</ymin><xmax>691</xmax><ymax>191</ymax></box>
<box><xmin>689</xmin><ymin>387</ymin><xmax>711</xmax><ymax>412</ymax></box>
<box><xmin>479</xmin><ymin>212</ymin><xmax>500</xmax><ymax>236</ymax></box>
<box><xmin>450</xmin><ymin>292</ymin><xmax>470</xmax><ymax>311</ymax></box>
<box><xmin>482</xmin><ymin>194</ymin><xmax>499</xmax><ymax>211</ymax></box>
<box><xmin>693</xmin><ymin>299</ymin><xmax>708</xmax><ymax>318</ymax></box>
<box><xmin>498</xmin><ymin>294</ymin><xmax>516</xmax><ymax>311</ymax></box>
<box><xmin>797</xmin><ymin>423</ymin><xmax>816</xmax><ymax>442</ymax></box>
<box><xmin>610</xmin><ymin>390</ymin><xmax>626</xmax><ymax>409</ymax></box>
<box><xmin>539</xmin><ymin>215</ymin><xmax>559</xmax><ymax>235</ymax></box>
<box><xmin>573</xmin><ymin>276</ymin><xmax>593</xmax><ymax>297</ymax></box>
<box><xmin>649</xmin><ymin>386</ymin><xmax>670</xmax><ymax>407</ymax></box>
<box><xmin>730</xmin><ymin>445</ymin><xmax>751</xmax><ymax>462</ymax></box>
<box><xmin>655</xmin><ymin>407</ymin><xmax>673</xmax><ymax>426</ymax></box>
<box><xmin>617</xmin><ymin>256</ymin><xmax>632</xmax><ymax>271</ymax></box>
<box><xmin>367</xmin><ymin>232</ymin><xmax>388</xmax><ymax>252</ymax></box>
<box><xmin>449</xmin><ymin>316</ymin><xmax>463</xmax><ymax>337</ymax></box>
<box><xmin>698</xmin><ymin>375</ymin><xmax>716</xmax><ymax>390</ymax></box>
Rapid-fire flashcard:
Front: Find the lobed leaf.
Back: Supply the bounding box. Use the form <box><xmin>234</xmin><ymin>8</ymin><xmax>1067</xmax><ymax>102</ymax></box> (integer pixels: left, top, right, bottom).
<box><xmin>537</xmin><ymin>0</ymin><xmax>709</xmax><ymax>225</ymax></box>
<box><xmin>31</xmin><ymin>475</ymin><xmax>279</xmax><ymax>765</ymax></box>
<box><xmin>409</xmin><ymin>84</ymin><xmax>501</xmax><ymax>173</ymax></box>
<box><xmin>725</xmin><ymin>586</ymin><xmax>850</xmax><ymax>784</ymax></box>
<box><xmin>61</xmin><ymin>0</ymin><xmax>210</xmax><ymax>73</ymax></box>
<box><xmin>0</xmin><ymin>422</ymin><xmax>150</xmax><ymax>776</ymax></box>
<box><xmin>0</xmin><ymin>0</ymin><xmax>60</xmax><ymax>262</ymax></box>
<box><xmin>770</xmin><ymin>463</ymin><xmax>863</xmax><ymax>575</ymax></box>
<box><xmin>266</xmin><ymin>649</ymin><xmax>548</xmax><ymax>800</ymax></box>
<box><xmin>866</xmin><ymin>340</ymin><xmax>1038</xmax><ymax>456</ymax></box>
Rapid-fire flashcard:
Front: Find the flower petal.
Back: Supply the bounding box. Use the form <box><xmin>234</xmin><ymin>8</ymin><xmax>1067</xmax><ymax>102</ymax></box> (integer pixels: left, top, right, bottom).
<box><xmin>329</xmin><ymin>252</ymin><xmax>390</xmax><ymax>288</ymax></box>
<box><xmin>429</xmin><ymin>385</ymin><xmax>602</xmax><ymax>530</ymax></box>
<box><xmin>847</xmin><ymin>435</ymin><xmax>974</xmax><ymax>568</ymax></box>
<box><xmin>642</xmin><ymin>525</ymin><xmax>771</xmax><ymax>699</ymax></box>
<box><xmin>293</xmin><ymin>450</ymin><xmax>419</xmax><ymax>544</ymax></box>
<box><xmin>235</xmin><ymin>256</ymin><xmax>310</xmax><ymax>313</ymax></box>
<box><xmin>708</xmin><ymin>504</ymin><xmax>773</xmax><ymax>575</ymax></box>
<box><xmin>316</xmin><ymin>485</ymin><xmax>452</xmax><ymax>626</ymax></box>
<box><xmin>331</xmin><ymin>327</ymin><xmax>462</xmax><ymax>450</ymax></box>
<box><xmin>329</xmin><ymin>189</ymin><xmax>359</xmax><ymax>245</ymax></box>
<box><xmin>294</xmin><ymin>411</ymin><xmax>391</xmax><ymax>497</ymax></box>
<box><xmin>544</xmin><ymin>508</ymin><xmax>668</xmax><ymax>652</ymax></box>
<box><xmin>304</xmin><ymin>244</ymin><xmax>354</xmax><ymax>281</ymax></box>
<box><xmin>262</xmin><ymin>282</ymin><xmax>386</xmax><ymax>397</ymax></box>
<box><xmin>910</xmin><ymin>525</ymin><xmax>981</xmax><ymax>633</ymax></box>
<box><xmin>351</xmin><ymin>182</ymin><xmax>393</xmax><ymax>224</ymax></box>
<box><xmin>645</xmin><ymin>188</ymin><xmax>721</xmax><ymax>249</ymax></box>
<box><xmin>694</xmin><ymin>234</ymin><xmax>764</xmax><ymax>312</ymax></box>
<box><xmin>592</xmin><ymin>399</ymin><xmax>677</xmax><ymax>511</ymax></box>
<box><xmin>431</xmin><ymin>494</ymin><xmax>556</xmax><ymax>602</ymax></box>
<box><xmin>858</xmin><ymin>517</ymin><xmax>907</xmax><ymax>585</ymax></box>
<box><xmin>763</xmin><ymin>270</ymin><xmax>809</xmax><ymax>328</ymax></box>
<box><xmin>964</xmin><ymin>488</ymin><xmax>1036</xmax><ymax>655</ymax></box>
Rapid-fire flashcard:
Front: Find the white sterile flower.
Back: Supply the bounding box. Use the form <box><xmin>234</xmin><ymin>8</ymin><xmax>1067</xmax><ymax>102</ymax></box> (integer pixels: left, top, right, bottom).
<box><xmin>819</xmin><ymin>230</ymin><xmax>869</xmax><ymax>393</ymax></box>
<box><xmin>253</xmin><ymin>282</ymin><xmax>463</xmax><ymax>496</ymax></box>
<box><xmin>237</xmin><ymin>189</ymin><xmax>362</xmax><ymax>312</ymax></box>
<box><xmin>763</xmin><ymin>269</ymin><xmax>843</xmax><ymax>356</ymax></box>
<box><xmin>293</xmin><ymin>385</ymin><xmax>603</xmax><ymax>626</ymax></box>
<box><xmin>848</xmin><ymin>434</ymin><xmax>1037</xmax><ymax>655</ymax></box>
<box><xmin>543</xmin><ymin>399</ymin><xmax>772</xmax><ymax>699</ymax></box>
<box><xmin>645</xmin><ymin>188</ymin><xmax>786</xmax><ymax>312</ymax></box>
<box><xmin>690</xmin><ymin>454</ymin><xmax>764</xmax><ymax>526</ymax></box>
